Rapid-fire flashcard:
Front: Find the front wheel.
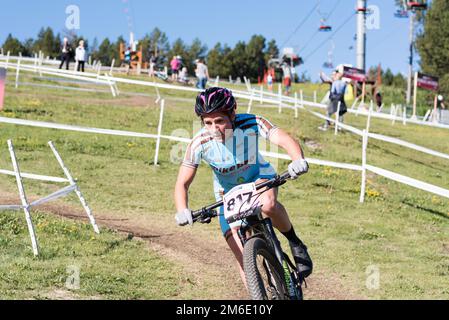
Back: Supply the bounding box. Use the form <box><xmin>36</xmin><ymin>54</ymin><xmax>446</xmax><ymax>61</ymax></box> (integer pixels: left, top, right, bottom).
<box><xmin>243</xmin><ymin>237</ymin><xmax>289</xmax><ymax>300</ymax></box>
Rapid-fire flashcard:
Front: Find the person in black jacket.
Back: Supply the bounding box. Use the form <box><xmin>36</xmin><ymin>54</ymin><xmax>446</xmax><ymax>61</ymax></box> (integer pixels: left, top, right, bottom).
<box><xmin>59</xmin><ymin>37</ymin><xmax>73</xmax><ymax>70</ymax></box>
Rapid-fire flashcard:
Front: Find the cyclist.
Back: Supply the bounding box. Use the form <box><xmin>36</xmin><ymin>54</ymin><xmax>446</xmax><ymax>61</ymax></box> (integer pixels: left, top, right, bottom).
<box><xmin>174</xmin><ymin>87</ymin><xmax>313</xmax><ymax>284</ymax></box>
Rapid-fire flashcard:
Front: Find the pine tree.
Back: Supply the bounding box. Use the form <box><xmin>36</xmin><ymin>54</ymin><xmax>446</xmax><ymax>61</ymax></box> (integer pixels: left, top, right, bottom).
<box><xmin>416</xmin><ymin>0</ymin><xmax>449</xmax><ymax>96</ymax></box>
<box><xmin>2</xmin><ymin>34</ymin><xmax>25</xmax><ymax>55</ymax></box>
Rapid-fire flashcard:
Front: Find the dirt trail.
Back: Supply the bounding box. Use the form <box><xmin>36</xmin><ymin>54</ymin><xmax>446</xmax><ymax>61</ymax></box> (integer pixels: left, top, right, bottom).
<box><xmin>0</xmin><ymin>191</ymin><xmax>364</xmax><ymax>300</ymax></box>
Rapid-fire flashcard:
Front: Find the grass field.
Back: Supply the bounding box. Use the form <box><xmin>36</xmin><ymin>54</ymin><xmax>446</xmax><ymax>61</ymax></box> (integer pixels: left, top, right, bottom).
<box><xmin>0</xmin><ymin>70</ymin><xmax>448</xmax><ymax>299</ymax></box>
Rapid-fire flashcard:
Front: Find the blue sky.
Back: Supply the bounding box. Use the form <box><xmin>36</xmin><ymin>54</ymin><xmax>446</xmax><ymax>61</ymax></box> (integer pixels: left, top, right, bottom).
<box><xmin>0</xmin><ymin>0</ymin><xmax>419</xmax><ymax>81</ymax></box>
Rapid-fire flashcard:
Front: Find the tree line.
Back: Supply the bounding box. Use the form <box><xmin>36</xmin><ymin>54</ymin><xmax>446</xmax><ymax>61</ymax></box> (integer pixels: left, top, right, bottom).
<box><xmin>1</xmin><ymin>27</ymin><xmax>282</xmax><ymax>82</ymax></box>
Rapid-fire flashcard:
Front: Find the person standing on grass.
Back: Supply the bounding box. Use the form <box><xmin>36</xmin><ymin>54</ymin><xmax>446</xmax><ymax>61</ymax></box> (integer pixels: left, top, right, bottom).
<box><xmin>59</xmin><ymin>37</ymin><xmax>72</xmax><ymax>70</ymax></box>
<box><xmin>281</xmin><ymin>63</ymin><xmax>292</xmax><ymax>96</ymax></box>
<box><xmin>195</xmin><ymin>58</ymin><xmax>209</xmax><ymax>90</ymax></box>
<box><xmin>318</xmin><ymin>70</ymin><xmax>347</xmax><ymax>131</ymax></box>
<box><xmin>75</xmin><ymin>40</ymin><xmax>86</xmax><ymax>72</ymax></box>
<box><xmin>170</xmin><ymin>56</ymin><xmax>181</xmax><ymax>81</ymax></box>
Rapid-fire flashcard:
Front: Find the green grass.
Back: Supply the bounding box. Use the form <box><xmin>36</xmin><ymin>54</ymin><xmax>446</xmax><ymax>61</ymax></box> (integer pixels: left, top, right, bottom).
<box><xmin>0</xmin><ymin>73</ymin><xmax>448</xmax><ymax>299</ymax></box>
<box><xmin>0</xmin><ymin>210</ymin><xmax>184</xmax><ymax>299</ymax></box>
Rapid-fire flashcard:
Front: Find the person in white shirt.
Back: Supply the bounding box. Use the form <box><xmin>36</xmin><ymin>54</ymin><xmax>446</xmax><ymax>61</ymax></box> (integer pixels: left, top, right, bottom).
<box><xmin>194</xmin><ymin>58</ymin><xmax>209</xmax><ymax>89</ymax></box>
<box><xmin>75</xmin><ymin>40</ymin><xmax>86</xmax><ymax>72</ymax></box>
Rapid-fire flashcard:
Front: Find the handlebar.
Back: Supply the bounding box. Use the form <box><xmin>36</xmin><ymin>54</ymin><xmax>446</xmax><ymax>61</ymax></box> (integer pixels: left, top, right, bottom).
<box><xmin>191</xmin><ymin>170</ymin><xmax>292</xmax><ymax>222</ymax></box>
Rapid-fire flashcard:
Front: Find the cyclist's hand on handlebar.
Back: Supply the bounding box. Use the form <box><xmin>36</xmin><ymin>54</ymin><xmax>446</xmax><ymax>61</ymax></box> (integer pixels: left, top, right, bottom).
<box><xmin>288</xmin><ymin>159</ymin><xmax>309</xmax><ymax>179</ymax></box>
<box><xmin>175</xmin><ymin>208</ymin><xmax>193</xmax><ymax>226</ymax></box>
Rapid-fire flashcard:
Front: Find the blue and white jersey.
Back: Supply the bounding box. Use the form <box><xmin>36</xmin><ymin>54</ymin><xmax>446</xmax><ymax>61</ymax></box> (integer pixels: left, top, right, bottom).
<box><xmin>182</xmin><ymin>113</ymin><xmax>278</xmax><ymax>200</ymax></box>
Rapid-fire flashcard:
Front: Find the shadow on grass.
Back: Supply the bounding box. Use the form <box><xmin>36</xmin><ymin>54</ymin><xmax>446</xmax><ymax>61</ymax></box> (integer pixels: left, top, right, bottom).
<box><xmin>402</xmin><ymin>200</ymin><xmax>449</xmax><ymax>220</ymax></box>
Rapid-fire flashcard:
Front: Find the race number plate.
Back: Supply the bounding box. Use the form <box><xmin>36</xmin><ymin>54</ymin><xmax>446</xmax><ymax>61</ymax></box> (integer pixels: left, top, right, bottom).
<box><xmin>223</xmin><ymin>183</ymin><xmax>258</xmax><ymax>221</ymax></box>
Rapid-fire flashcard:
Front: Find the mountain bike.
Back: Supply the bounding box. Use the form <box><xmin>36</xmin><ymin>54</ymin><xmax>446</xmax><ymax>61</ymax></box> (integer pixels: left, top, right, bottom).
<box><xmin>177</xmin><ymin>171</ymin><xmax>304</xmax><ymax>300</ymax></box>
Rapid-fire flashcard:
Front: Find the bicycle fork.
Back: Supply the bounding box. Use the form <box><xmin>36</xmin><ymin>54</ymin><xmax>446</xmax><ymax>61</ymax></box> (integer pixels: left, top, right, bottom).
<box><xmin>264</xmin><ymin>219</ymin><xmax>301</xmax><ymax>300</ymax></box>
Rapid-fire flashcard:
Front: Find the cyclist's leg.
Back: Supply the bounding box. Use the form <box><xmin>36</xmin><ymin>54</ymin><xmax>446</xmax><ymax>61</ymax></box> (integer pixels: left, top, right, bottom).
<box><xmin>220</xmin><ymin>207</ymin><xmax>246</xmax><ymax>287</ymax></box>
<box><xmin>224</xmin><ymin>228</ymin><xmax>246</xmax><ymax>287</ymax></box>
<box><xmin>255</xmin><ymin>180</ymin><xmax>292</xmax><ymax>233</ymax></box>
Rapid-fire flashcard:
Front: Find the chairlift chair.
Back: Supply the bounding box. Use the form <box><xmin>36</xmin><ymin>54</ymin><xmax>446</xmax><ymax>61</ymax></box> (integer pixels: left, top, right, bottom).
<box><xmin>319</xmin><ymin>24</ymin><xmax>332</xmax><ymax>32</ymax></box>
<box><xmin>407</xmin><ymin>0</ymin><xmax>427</xmax><ymax>10</ymax></box>
<box><xmin>394</xmin><ymin>10</ymin><xmax>409</xmax><ymax>18</ymax></box>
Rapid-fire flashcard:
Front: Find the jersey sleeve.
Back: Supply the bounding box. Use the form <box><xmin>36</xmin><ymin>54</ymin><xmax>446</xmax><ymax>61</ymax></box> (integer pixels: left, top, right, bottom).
<box><xmin>182</xmin><ymin>134</ymin><xmax>206</xmax><ymax>168</ymax></box>
<box><xmin>255</xmin><ymin>115</ymin><xmax>279</xmax><ymax>139</ymax></box>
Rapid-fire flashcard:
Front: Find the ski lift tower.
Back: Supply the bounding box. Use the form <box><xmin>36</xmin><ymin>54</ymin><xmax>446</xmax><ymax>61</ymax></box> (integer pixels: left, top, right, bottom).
<box><xmin>356</xmin><ymin>0</ymin><xmax>367</xmax><ymax>72</ymax></box>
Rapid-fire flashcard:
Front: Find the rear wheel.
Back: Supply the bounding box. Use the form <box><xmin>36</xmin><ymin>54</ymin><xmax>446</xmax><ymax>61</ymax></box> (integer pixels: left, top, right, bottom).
<box><xmin>243</xmin><ymin>237</ymin><xmax>289</xmax><ymax>300</ymax></box>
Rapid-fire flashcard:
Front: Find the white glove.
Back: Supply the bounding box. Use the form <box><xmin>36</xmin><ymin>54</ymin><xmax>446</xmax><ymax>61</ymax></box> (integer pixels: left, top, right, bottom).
<box><xmin>288</xmin><ymin>159</ymin><xmax>309</xmax><ymax>179</ymax></box>
<box><xmin>175</xmin><ymin>208</ymin><xmax>193</xmax><ymax>226</ymax></box>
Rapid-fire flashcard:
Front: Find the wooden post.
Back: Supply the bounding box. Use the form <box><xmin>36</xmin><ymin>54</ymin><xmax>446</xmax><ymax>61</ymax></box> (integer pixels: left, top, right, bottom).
<box><xmin>110</xmin><ymin>59</ymin><xmax>115</xmax><ymax>76</ymax></box>
<box><xmin>15</xmin><ymin>56</ymin><xmax>21</xmax><ymax>89</ymax></box>
<box><xmin>402</xmin><ymin>105</ymin><xmax>407</xmax><ymax>125</ymax></box>
<box><xmin>8</xmin><ymin>140</ymin><xmax>40</xmax><ymax>256</ymax></box>
<box><xmin>412</xmin><ymin>71</ymin><xmax>418</xmax><ymax>120</ymax></box>
<box><xmin>154</xmin><ymin>99</ymin><xmax>165</xmax><ymax>166</ymax></box>
<box><xmin>362</xmin><ymin>81</ymin><xmax>366</xmax><ymax>108</ymax></box>
<box><xmin>278</xmin><ymin>83</ymin><xmax>282</xmax><ymax>113</ymax></box>
<box><xmin>360</xmin><ymin>130</ymin><xmax>368</xmax><ymax>203</ymax></box>
<box><xmin>335</xmin><ymin>101</ymin><xmax>341</xmax><ymax>136</ymax></box>
<box><xmin>5</xmin><ymin>51</ymin><xmax>10</xmax><ymax>69</ymax></box>
<box><xmin>432</xmin><ymin>94</ymin><xmax>438</xmax><ymax>123</ymax></box>
<box><xmin>48</xmin><ymin>141</ymin><xmax>100</xmax><ymax>234</ymax></box>
<box><xmin>294</xmin><ymin>92</ymin><xmax>298</xmax><ymax>118</ymax></box>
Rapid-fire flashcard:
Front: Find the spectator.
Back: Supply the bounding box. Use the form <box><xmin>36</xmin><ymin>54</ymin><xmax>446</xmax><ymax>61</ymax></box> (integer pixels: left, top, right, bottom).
<box><xmin>148</xmin><ymin>54</ymin><xmax>157</xmax><ymax>77</ymax></box>
<box><xmin>178</xmin><ymin>67</ymin><xmax>189</xmax><ymax>84</ymax></box>
<box><xmin>435</xmin><ymin>94</ymin><xmax>446</xmax><ymax>122</ymax></box>
<box><xmin>267</xmin><ymin>72</ymin><xmax>273</xmax><ymax>92</ymax></box>
<box><xmin>124</xmin><ymin>47</ymin><xmax>131</xmax><ymax>74</ymax></box>
<box><xmin>75</xmin><ymin>40</ymin><xmax>86</xmax><ymax>72</ymax></box>
<box><xmin>195</xmin><ymin>58</ymin><xmax>209</xmax><ymax>90</ymax></box>
<box><xmin>59</xmin><ymin>37</ymin><xmax>72</xmax><ymax>70</ymax></box>
<box><xmin>170</xmin><ymin>56</ymin><xmax>181</xmax><ymax>81</ymax></box>
<box><xmin>281</xmin><ymin>63</ymin><xmax>292</xmax><ymax>96</ymax></box>
<box><xmin>318</xmin><ymin>70</ymin><xmax>347</xmax><ymax>131</ymax></box>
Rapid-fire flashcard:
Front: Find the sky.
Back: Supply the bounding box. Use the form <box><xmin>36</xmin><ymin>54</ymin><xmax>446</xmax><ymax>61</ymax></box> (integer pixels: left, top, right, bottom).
<box><xmin>0</xmin><ymin>0</ymin><xmax>422</xmax><ymax>81</ymax></box>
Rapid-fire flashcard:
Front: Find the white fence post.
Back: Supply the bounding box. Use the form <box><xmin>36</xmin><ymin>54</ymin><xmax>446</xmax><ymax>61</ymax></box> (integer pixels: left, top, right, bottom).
<box><xmin>294</xmin><ymin>92</ymin><xmax>298</xmax><ymax>118</ymax></box>
<box><xmin>366</xmin><ymin>104</ymin><xmax>373</xmax><ymax>132</ymax></box>
<box><xmin>423</xmin><ymin>109</ymin><xmax>431</xmax><ymax>122</ymax></box>
<box><xmin>48</xmin><ymin>141</ymin><xmax>100</xmax><ymax>234</ymax></box>
<box><xmin>5</xmin><ymin>51</ymin><xmax>10</xmax><ymax>69</ymax></box>
<box><xmin>360</xmin><ymin>130</ymin><xmax>368</xmax><ymax>203</ymax></box>
<box><xmin>7</xmin><ymin>140</ymin><xmax>40</xmax><ymax>256</ymax></box>
<box><xmin>34</xmin><ymin>53</ymin><xmax>38</xmax><ymax>72</ymax></box>
<box><xmin>247</xmin><ymin>90</ymin><xmax>254</xmax><ymax>113</ymax></box>
<box><xmin>15</xmin><ymin>55</ymin><xmax>21</xmax><ymax>89</ymax></box>
<box><xmin>96</xmin><ymin>62</ymin><xmax>102</xmax><ymax>82</ymax></box>
<box><xmin>154</xmin><ymin>99</ymin><xmax>165</xmax><ymax>166</ymax></box>
<box><xmin>278</xmin><ymin>84</ymin><xmax>282</xmax><ymax>113</ymax></box>
<box><xmin>403</xmin><ymin>105</ymin><xmax>407</xmax><ymax>125</ymax></box>
<box><xmin>313</xmin><ymin>90</ymin><xmax>317</xmax><ymax>103</ymax></box>
<box><xmin>110</xmin><ymin>59</ymin><xmax>115</xmax><ymax>76</ymax></box>
<box><xmin>214</xmin><ymin>76</ymin><xmax>219</xmax><ymax>87</ymax></box>
<box><xmin>104</xmin><ymin>73</ymin><xmax>117</xmax><ymax>97</ymax></box>
<box><xmin>335</xmin><ymin>101</ymin><xmax>342</xmax><ymax>135</ymax></box>
<box><xmin>155</xmin><ymin>85</ymin><xmax>161</xmax><ymax>104</ymax></box>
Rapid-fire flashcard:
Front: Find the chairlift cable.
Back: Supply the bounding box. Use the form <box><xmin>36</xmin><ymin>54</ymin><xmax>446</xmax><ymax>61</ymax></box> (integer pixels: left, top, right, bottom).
<box><xmin>280</xmin><ymin>2</ymin><xmax>320</xmax><ymax>49</ymax></box>
<box><xmin>303</xmin><ymin>12</ymin><xmax>355</xmax><ymax>62</ymax></box>
<box><xmin>298</xmin><ymin>0</ymin><xmax>341</xmax><ymax>54</ymax></box>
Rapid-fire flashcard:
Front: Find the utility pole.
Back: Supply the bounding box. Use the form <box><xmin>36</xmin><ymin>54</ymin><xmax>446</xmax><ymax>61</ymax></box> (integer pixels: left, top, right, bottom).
<box><xmin>356</xmin><ymin>0</ymin><xmax>367</xmax><ymax>71</ymax></box>
<box><xmin>406</xmin><ymin>11</ymin><xmax>415</xmax><ymax>108</ymax></box>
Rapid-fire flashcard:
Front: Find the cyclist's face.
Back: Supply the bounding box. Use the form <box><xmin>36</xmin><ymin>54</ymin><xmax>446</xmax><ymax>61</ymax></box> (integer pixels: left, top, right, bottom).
<box><xmin>202</xmin><ymin>112</ymin><xmax>234</xmax><ymax>141</ymax></box>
